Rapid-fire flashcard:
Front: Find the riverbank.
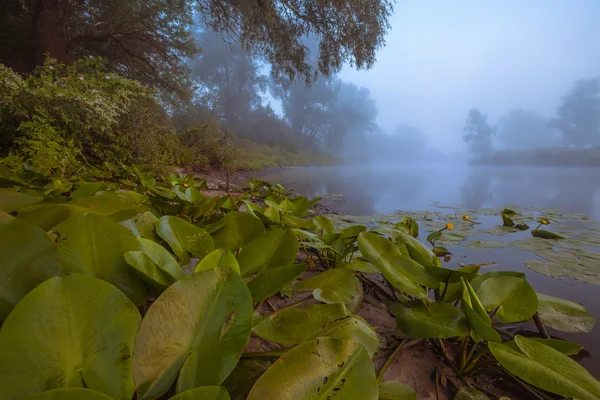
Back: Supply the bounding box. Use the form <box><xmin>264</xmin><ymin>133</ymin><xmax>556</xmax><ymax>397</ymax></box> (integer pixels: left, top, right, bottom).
<box><xmin>472</xmin><ymin>147</ymin><xmax>600</xmax><ymax>167</ymax></box>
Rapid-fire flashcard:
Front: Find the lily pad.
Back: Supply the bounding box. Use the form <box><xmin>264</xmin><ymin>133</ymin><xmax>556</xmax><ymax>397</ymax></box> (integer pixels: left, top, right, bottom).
<box><xmin>211</xmin><ymin>212</ymin><xmax>265</xmax><ymax>250</ymax></box>
<box><xmin>0</xmin><ymin>188</ymin><xmax>41</xmax><ymax>213</ymax></box>
<box><xmin>489</xmin><ymin>335</ymin><xmax>600</xmax><ymax>400</ymax></box>
<box><xmin>0</xmin><ymin>275</ymin><xmax>140</xmax><ymax>400</ymax></box>
<box><xmin>194</xmin><ymin>248</ymin><xmax>240</xmax><ymax>274</ymax></box>
<box><xmin>170</xmin><ymin>387</ymin><xmax>231</xmax><ymax>400</ymax></box>
<box><xmin>476</xmin><ymin>276</ymin><xmax>537</xmax><ymax>323</ymax></box>
<box><xmin>536</xmin><ymin>293</ymin><xmax>595</xmax><ymax>333</ymax></box>
<box><xmin>253</xmin><ymin>303</ymin><xmax>378</xmax><ymax>356</ymax></box>
<box><xmin>23</xmin><ymin>388</ymin><xmax>115</xmax><ymax>400</ymax></box>
<box><xmin>510</xmin><ymin>239</ymin><xmax>553</xmax><ymax>252</ymax></box>
<box><xmin>155</xmin><ymin>215</ymin><xmax>214</xmax><ymax>265</ymax></box>
<box><xmin>247</xmin><ymin>263</ymin><xmax>306</xmax><ymax>304</ymax></box>
<box><xmin>133</xmin><ymin>267</ymin><xmax>253</xmax><ymax>399</ymax></box>
<box><xmin>247</xmin><ymin>337</ymin><xmax>378</xmax><ymax>400</ymax></box>
<box><xmin>463</xmin><ymin>240</ymin><xmax>508</xmax><ymax>250</ymax></box>
<box><xmin>387</xmin><ymin>301</ymin><xmax>468</xmax><ymax>339</ymax></box>
<box><xmin>292</xmin><ymin>268</ymin><xmax>361</xmax><ymax>305</ymax></box>
<box><xmin>0</xmin><ymin>210</ymin><xmax>61</xmax><ymax>321</ymax></box>
<box><xmin>378</xmin><ymin>381</ymin><xmax>417</xmax><ymax>400</ymax></box>
<box><xmin>454</xmin><ymin>387</ymin><xmax>489</xmax><ymax>400</ymax></box>
<box><xmin>238</xmin><ymin>228</ymin><xmax>299</xmax><ymax>277</ymax></box>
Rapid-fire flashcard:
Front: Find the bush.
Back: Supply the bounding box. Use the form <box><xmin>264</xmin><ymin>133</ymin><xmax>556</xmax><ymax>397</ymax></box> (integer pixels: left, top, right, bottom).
<box><xmin>0</xmin><ymin>57</ymin><xmax>179</xmax><ymax>174</ymax></box>
<box><xmin>178</xmin><ymin>116</ymin><xmax>240</xmax><ymax>169</ymax></box>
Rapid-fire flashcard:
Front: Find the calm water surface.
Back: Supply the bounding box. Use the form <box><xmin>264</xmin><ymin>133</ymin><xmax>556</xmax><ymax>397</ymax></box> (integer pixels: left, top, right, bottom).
<box><xmin>254</xmin><ymin>163</ymin><xmax>600</xmax><ymax>377</ymax></box>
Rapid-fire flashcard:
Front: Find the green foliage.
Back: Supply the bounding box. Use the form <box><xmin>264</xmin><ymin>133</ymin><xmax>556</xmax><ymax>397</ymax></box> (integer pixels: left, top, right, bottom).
<box><xmin>0</xmin><ymin>166</ymin><xmax>597</xmax><ymax>400</ymax></box>
<box><xmin>0</xmin><ymin>58</ymin><xmax>180</xmax><ymax>174</ymax></box>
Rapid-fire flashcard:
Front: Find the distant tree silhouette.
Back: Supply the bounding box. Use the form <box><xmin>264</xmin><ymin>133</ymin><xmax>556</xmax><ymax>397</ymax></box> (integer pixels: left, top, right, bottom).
<box><xmin>463</xmin><ymin>108</ymin><xmax>496</xmax><ymax>156</ymax></box>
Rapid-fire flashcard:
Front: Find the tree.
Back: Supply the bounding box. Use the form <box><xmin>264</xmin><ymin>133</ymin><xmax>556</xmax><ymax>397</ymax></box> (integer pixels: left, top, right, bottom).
<box><xmin>497</xmin><ymin>109</ymin><xmax>559</xmax><ymax>149</ymax></box>
<box><xmin>189</xmin><ymin>29</ymin><xmax>267</xmax><ymax>129</ymax></box>
<box><xmin>0</xmin><ymin>0</ymin><xmax>197</xmax><ymax>100</ymax></box>
<box><xmin>463</xmin><ymin>108</ymin><xmax>495</xmax><ymax>156</ymax></box>
<box><xmin>1</xmin><ymin>0</ymin><xmax>393</xmax><ymax>99</ymax></box>
<box><xmin>551</xmin><ymin>78</ymin><xmax>600</xmax><ymax>147</ymax></box>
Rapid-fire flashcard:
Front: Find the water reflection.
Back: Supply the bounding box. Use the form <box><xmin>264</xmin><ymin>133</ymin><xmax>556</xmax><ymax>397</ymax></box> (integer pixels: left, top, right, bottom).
<box><xmin>256</xmin><ymin>164</ymin><xmax>600</xmax><ymax>218</ymax></box>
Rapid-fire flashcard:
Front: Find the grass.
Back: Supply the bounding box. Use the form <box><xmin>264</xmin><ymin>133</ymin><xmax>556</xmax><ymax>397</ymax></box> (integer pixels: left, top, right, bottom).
<box><xmin>232</xmin><ymin>140</ymin><xmax>336</xmax><ymax>171</ymax></box>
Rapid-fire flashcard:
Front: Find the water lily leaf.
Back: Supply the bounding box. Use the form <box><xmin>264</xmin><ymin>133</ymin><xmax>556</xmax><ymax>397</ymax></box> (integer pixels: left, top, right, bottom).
<box><xmin>311</xmin><ymin>216</ymin><xmax>335</xmax><ymax>234</ymax></box>
<box><xmin>426</xmin><ymin>230</ymin><xmax>442</xmax><ymax>243</ymax></box>
<box><xmin>170</xmin><ymin>386</ymin><xmax>231</xmax><ymax>400</ymax></box>
<box><xmin>469</xmin><ymin>271</ymin><xmax>525</xmax><ymax>292</ymax></box>
<box><xmin>55</xmin><ymin>213</ymin><xmax>149</xmax><ymax>305</ymax></box>
<box><xmin>247</xmin><ymin>263</ymin><xmax>306</xmax><ymax>304</ymax></box>
<box><xmin>454</xmin><ymin>387</ymin><xmax>489</xmax><ymax>400</ymax></box>
<box><xmin>425</xmin><ymin>265</ymin><xmax>479</xmax><ymax>284</ymax></box>
<box><xmin>463</xmin><ymin>240</ymin><xmax>508</xmax><ymax>250</ymax></box>
<box><xmin>121</xmin><ymin>211</ymin><xmax>160</xmax><ymax>241</ymax></box>
<box><xmin>340</xmin><ymin>260</ymin><xmax>379</xmax><ymax>274</ymax></box>
<box><xmin>155</xmin><ymin>216</ymin><xmax>214</xmax><ymax>265</ymax></box>
<box><xmin>357</xmin><ymin>232</ymin><xmax>434</xmax><ymax>300</ymax></box>
<box><xmin>16</xmin><ymin>203</ymin><xmax>93</xmax><ymax>231</ymax></box>
<box><xmin>395</xmin><ymin>232</ymin><xmax>439</xmax><ymax>266</ymax></box>
<box><xmin>0</xmin><ymin>210</ymin><xmax>60</xmax><ymax>321</ymax></box>
<box><xmin>23</xmin><ymin>388</ymin><xmax>115</xmax><ymax>400</ymax></box>
<box><xmin>489</xmin><ymin>335</ymin><xmax>600</xmax><ymax>400</ymax></box>
<box><xmin>133</xmin><ymin>267</ymin><xmax>253</xmax><ymax>399</ymax></box>
<box><xmin>195</xmin><ymin>248</ymin><xmax>240</xmax><ymax>274</ymax></box>
<box><xmin>461</xmin><ymin>279</ymin><xmax>501</xmax><ymax>343</ymax></box>
<box><xmin>292</xmin><ymin>268</ymin><xmax>361</xmax><ymax>305</ymax></box>
<box><xmin>340</xmin><ymin>224</ymin><xmax>367</xmax><ymax>239</ymax></box>
<box><xmin>438</xmin><ymin>265</ymin><xmax>481</xmax><ymax>303</ymax></box>
<box><xmin>510</xmin><ymin>239</ymin><xmax>553</xmax><ymax>252</ymax></box>
<box><xmin>124</xmin><ymin>251</ymin><xmax>175</xmax><ymax>290</ymax></box>
<box><xmin>247</xmin><ymin>337</ymin><xmax>378</xmax><ymax>400</ymax></box>
<box><xmin>378</xmin><ymin>381</ymin><xmax>417</xmax><ymax>400</ymax></box>
<box><xmin>70</xmin><ymin>182</ymin><xmax>106</xmax><ymax>199</ymax></box>
<box><xmin>532</xmin><ymin>230</ymin><xmax>564</xmax><ymax>239</ymax></box>
<box><xmin>476</xmin><ymin>276</ymin><xmax>537</xmax><ymax>323</ymax></box>
<box><xmin>501</xmin><ymin>212</ymin><xmax>514</xmax><ymax>227</ymax></box>
<box><xmin>238</xmin><ymin>228</ymin><xmax>298</xmax><ymax>277</ymax></box>
<box><xmin>252</xmin><ymin>303</ymin><xmax>379</xmax><ymax>357</ymax></box>
<box><xmin>536</xmin><ymin>293</ymin><xmax>595</xmax><ymax>333</ymax></box>
<box><xmin>264</xmin><ymin>206</ymin><xmax>280</xmax><ymax>224</ymax></box>
<box><xmin>0</xmin><ymin>275</ymin><xmax>140</xmax><ymax>400</ymax></box>
<box><xmin>212</xmin><ymin>212</ymin><xmax>265</xmax><ymax>250</ymax></box>
<box><xmin>387</xmin><ymin>301</ymin><xmax>468</xmax><ymax>339</ymax></box>
<box><xmin>478</xmin><ymin>225</ymin><xmax>521</xmax><ymax>236</ymax></box>
<box><xmin>398</xmin><ymin>216</ymin><xmax>419</xmax><ymax>238</ymax></box>
<box><xmin>0</xmin><ymin>188</ymin><xmax>41</xmax><ymax>212</ymax></box>
<box><xmin>137</xmin><ymin>238</ymin><xmax>184</xmax><ymax>279</ymax></box>
<box><xmin>70</xmin><ymin>193</ymin><xmax>141</xmax><ymax>218</ymax></box>
<box><xmin>504</xmin><ymin>338</ymin><xmax>582</xmax><ymax>355</ymax></box>
<box><xmin>433</xmin><ymin>246</ymin><xmax>451</xmax><ymax>257</ymax></box>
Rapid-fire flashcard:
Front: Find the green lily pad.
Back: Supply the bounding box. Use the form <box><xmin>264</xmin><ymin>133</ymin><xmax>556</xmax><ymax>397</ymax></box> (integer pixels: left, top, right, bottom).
<box><xmin>121</xmin><ymin>211</ymin><xmax>160</xmax><ymax>241</ymax></box>
<box><xmin>133</xmin><ymin>267</ymin><xmax>253</xmax><ymax>399</ymax></box>
<box><xmin>155</xmin><ymin>215</ymin><xmax>214</xmax><ymax>265</ymax></box>
<box><xmin>292</xmin><ymin>268</ymin><xmax>361</xmax><ymax>305</ymax></box>
<box><xmin>0</xmin><ymin>275</ymin><xmax>140</xmax><ymax>400</ymax></box>
<box><xmin>211</xmin><ymin>212</ymin><xmax>265</xmax><ymax>250</ymax></box>
<box><xmin>23</xmin><ymin>388</ymin><xmax>115</xmax><ymax>400</ymax></box>
<box><xmin>340</xmin><ymin>260</ymin><xmax>379</xmax><ymax>274</ymax></box>
<box><xmin>247</xmin><ymin>337</ymin><xmax>378</xmax><ymax>400</ymax></box>
<box><xmin>387</xmin><ymin>301</ymin><xmax>468</xmax><ymax>339</ymax></box>
<box><xmin>0</xmin><ymin>188</ymin><xmax>41</xmax><ymax>213</ymax></box>
<box><xmin>54</xmin><ymin>213</ymin><xmax>149</xmax><ymax>305</ymax></box>
<box><xmin>378</xmin><ymin>381</ymin><xmax>417</xmax><ymax>400</ymax></box>
<box><xmin>504</xmin><ymin>338</ymin><xmax>582</xmax><ymax>355</ymax></box>
<box><xmin>489</xmin><ymin>335</ymin><xmax>600</xmax><ymax>400</ymax></box>
<box><xmin>238</xmin><ymin>228</ymin><xmax>299</xmax><ymax>277</ymax></box>
<box><xmin>532</xmin><ymin>230</ymin><xmax>564</xmax><ymax>239</ymax></box>
<box><xmin>0</xmin><ymin>210</ymin><xmax>61</xmax><ymax>321</ymax></box>
<box><xmin>476</xmin><ymin>276</ymin><xmax>537</xmax><ymax>323</ymax></box>
<box><xmin>194</xmin><ymin>248</ymin><xmax>240</xmax><ymax>274</ymax></box>
<box><xmin>510</xmin><ymin>239</ymin><xmax>553</xmax><ymax>252</ymax></box>
<box><xmin>463</xmin><ymin>240</ymin><xmax>508</xmax><ymax>250</ymax></box>
<box><xmin>253</xmin><ymin>303</ymin><xmax>378</xmax><ymax>356</ymax></box>
<box><xmin>247</xmin><ymin>263</ymin><xmax>306</xmax><ymax>304</ymax></box>
<box><xmin>461</xmin><ymin>279</ymin><xmax>501</xmax><ymax>343</ymax></box>
<box><xmin>454</xmin><ymin>387</ymin><xmax>489</xmax><ymax>400</ymax></box>
<box><xmin>536</xmin><ymin>293</ymin><xmax>595</xmax><ymax>333</ymax></box>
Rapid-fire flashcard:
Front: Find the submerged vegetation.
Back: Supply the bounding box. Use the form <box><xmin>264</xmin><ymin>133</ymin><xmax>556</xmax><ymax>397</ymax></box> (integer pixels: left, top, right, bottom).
<box><xmin>0</xmin><ymin>164</ymin><xmax>598</xmax><ymax>399</ymax></box>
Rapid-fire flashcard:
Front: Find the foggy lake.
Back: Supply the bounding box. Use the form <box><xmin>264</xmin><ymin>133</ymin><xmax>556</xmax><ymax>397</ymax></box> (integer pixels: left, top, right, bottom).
<box><xmin>254</xmin><ymin>163</ymin><xmax>600</xmax><ymax>377</ymax></box>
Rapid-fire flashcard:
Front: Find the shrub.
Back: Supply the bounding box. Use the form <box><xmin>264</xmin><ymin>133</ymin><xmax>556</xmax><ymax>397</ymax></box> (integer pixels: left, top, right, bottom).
<box><xmin>0</xmin><ymin>57</ymin><xmax>179</xmax><ymax>174</ymax></box>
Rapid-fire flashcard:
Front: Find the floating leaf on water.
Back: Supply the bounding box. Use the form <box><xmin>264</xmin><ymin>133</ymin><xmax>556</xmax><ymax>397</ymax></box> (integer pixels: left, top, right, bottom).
<box><xmin>378</xmin><ymin>381</ymin><xmax>417</xmax><ymax>400</ymax></box>
<box><xmin>489</xmin><ymin>335</ymin><xmax>600</xmax><ymax>400</ymax></box>
<box><xmin>510</xmin><ymin>239</ymin><xmax>553</xmax><ymax>252</ymax></box>
<box><xmin>532</xmin><ymin>230</ymin><xmax>564</xmax><ymax>239</ymax></box>
<box><xmin>433</xmin><ymin>246</ymin><xmax>452</xmax><ymax>257</ymax></box>
<box><xmin>525</xmin><ymin>259</ymin><xmax>567</xmax><ymax>279</ymax></box>
<box><xmin>476</xmin><ymin>225</ymin><xmax>521</xmax><ymax>236</ymax></box>
<box><xmin>463</xmin><ymin>240</ymin><xmax>509</xmax><ymax>250</ymax></box>
<box><xmin>536</xmin><ymin>293</ymin><xmax>595</xmax><ymax>333</ymax></box>
<box><xmin>252</xmin><ymin>303</ymin><xmax>378</xmax><ymax>356</ymax></box>
<box><xmin>502</xmin><ymin>212</ymin><xmax>515</xmax><ymax>227</ymax></box>
<box><xmin>247</xmin><ymin>337</ymin><xmax>377</xmax><ymax>400</ymax></box>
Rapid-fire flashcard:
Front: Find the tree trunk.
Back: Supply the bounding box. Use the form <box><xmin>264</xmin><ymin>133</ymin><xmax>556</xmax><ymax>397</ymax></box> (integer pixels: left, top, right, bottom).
<box><xmin>32</xmin><ymin>0</ymin><xmax>74</xmax><ymax>66</ymax></box>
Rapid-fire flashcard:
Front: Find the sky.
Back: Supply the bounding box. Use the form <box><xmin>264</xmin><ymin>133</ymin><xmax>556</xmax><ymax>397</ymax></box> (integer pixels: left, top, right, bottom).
<box><xmin>340</xmin><ymin>1</ymin><xmax>600</xmax><ymax>151</ymax></box>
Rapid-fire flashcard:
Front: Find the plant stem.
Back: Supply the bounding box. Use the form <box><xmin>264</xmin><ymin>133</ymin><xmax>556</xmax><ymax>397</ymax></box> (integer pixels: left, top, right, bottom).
<box><xmin>533</xmin><ymin>312</ymin><xmax>550</xmax><ymax>338</ymax></box>
<box><xmin>377</xmin><ymin>341</ymin><xmax>405</xmax><ymax>381</ymax></box>
<box><xmin>459</xmin><ymin>337</ymin><xmax>469</xmax><ymax>370</ymax></box>
<box><xmin>276</xmin><ymin>295</ymin><xmax>312</xmax><ymax>313</ymax></box>
<box><xmin>439</xmin><ymin>275</ymin><xmax>451</xmax><ymax>302</ymax></box>
<box><xmin>435</xmin><ymin>368</ymin><xmax>441</xmax><ymax>400</ymax></box>
<box><xmin>493</xmin><ymin>326</ymin><xmax>515</xmax><ymax>339</ymax></box>
<box><xmin>357</xmin><ymin>275</ymin><xmax>395</xmax><ymax>301</ymax></box>
<box><xmin>489</xmin><ymin>305</ymin><xmax>500</xmax><ymax>319</ymax></box>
